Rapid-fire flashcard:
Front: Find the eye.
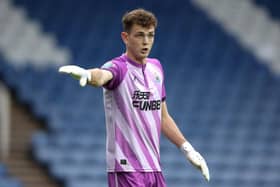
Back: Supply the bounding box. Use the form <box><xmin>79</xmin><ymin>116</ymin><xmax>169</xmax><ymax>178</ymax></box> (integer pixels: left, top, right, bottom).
<box><xmin>135</xmin><ymin>33</ymin><xmax>145</xmax><ymax>37</ymax></box>
<box><xmin>148</xmin><ymin>33</ymin><xmax>155</xmax><ymax>38</ymax></box>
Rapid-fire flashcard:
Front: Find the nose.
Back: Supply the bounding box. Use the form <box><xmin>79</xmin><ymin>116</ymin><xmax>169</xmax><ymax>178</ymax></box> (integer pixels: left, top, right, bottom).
<box><xmin>143</xmin><ymin>35</ymin><xmax>149</xmax><ymax>45</ymax></box>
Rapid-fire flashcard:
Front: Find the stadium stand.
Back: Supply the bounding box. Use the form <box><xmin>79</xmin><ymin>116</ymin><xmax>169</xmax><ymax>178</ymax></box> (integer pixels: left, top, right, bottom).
<box><xmin>0</xmin><ymin>0</ymin><xmax>279</xmax><ymax>187</ymax></box>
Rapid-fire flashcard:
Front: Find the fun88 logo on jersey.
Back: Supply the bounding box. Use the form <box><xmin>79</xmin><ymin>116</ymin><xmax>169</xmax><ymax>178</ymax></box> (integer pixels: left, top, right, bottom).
<box><xmin>132</xmin><ymin>90</ymin><xmax>161</xmax><ymax>111</ymax></box>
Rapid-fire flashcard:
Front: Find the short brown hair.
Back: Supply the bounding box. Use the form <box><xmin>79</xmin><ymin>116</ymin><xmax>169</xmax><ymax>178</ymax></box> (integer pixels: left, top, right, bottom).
<box><xmin>122</xmin><ymin>8</ymin><xmax>158</xmax><ymax>32</ymax></box>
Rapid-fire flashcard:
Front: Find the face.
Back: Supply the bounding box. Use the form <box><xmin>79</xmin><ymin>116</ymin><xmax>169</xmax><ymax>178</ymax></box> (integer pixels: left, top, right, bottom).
<box><xmin>122</xmin><ymin>24</ymin><xmax>155</xmax><ymax>63</ymax></box>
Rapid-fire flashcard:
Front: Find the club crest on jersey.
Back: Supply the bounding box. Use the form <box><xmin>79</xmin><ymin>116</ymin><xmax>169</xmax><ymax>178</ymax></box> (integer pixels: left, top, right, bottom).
<box><xmin>155</xmin><ymin>75</ymin><xmax>160</xmax><ymax>83</ymax></box>
<box><xmin>153</xmin><ymin>72</ymin><xmax>161</xmax><ymax>83</ymax></box>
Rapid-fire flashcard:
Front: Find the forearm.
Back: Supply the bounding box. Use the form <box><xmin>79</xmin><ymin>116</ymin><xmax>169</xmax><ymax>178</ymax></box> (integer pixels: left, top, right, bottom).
<box><xmin>160</xmin><ymin>99</ymin><xmax>210</xmax><ymax>180</ymax></box>
<box><xmin>161</xmin><ymin>114</ymin><xmax>186</xmax><ymax>148</ymax></box>
<box><xmin>88</xmin><ymin>68</ymin><xmax>113</xmax><ymax>87</ymax></box>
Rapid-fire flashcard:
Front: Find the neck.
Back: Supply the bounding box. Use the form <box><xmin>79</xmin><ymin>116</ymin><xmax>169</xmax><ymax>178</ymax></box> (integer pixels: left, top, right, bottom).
<box><xmin>125</xmin><ymin>52</ymin><xmax>146</xmax><ymax>65</ymax></box>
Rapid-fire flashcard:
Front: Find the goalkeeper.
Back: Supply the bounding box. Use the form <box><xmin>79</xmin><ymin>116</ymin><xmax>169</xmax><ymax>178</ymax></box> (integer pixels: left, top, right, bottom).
<box><xmin>59</xmin><ymin>8</ymin><xmax>210</xmax><ymax>187</ymax></box>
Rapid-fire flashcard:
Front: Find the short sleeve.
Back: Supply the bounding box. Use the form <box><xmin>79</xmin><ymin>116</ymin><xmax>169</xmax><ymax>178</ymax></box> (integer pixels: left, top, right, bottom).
<box><xmin>101</xmin><ymin>61</ymin><xmax>127</xmax><ymax>90</ymax></box>
<box><xmin>162</xmin><ymin>84</ymin><xmax>166</xmax><ymax>101</ymax></box>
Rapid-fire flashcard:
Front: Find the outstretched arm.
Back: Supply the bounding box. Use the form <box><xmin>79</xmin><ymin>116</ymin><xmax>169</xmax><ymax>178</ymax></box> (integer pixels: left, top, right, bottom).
<box><xmin>87</xmin><ymin>68</ymin><xmax>113</xmax><ymax>87</ymax></box>
<box><xmin>161</xmin><ymin>101</ymin><xmax>210</xmax><ymax>181</ymax></box>
<box><xmin>58</xmin><ymin>65</ymin><xmax>113</xmax><ymax>87</ymax></box>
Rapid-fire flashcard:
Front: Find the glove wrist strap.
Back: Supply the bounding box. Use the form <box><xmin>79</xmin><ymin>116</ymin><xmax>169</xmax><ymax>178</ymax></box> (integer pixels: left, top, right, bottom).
<box><xmin>180</xmin><ymin>141</ymin><xmax>195</xmax><ymax>154</ymax></box>
<box><xmin>86</xmin><ymin>70</ymin><xmax>92</xmax><ymax>82</ymax></box>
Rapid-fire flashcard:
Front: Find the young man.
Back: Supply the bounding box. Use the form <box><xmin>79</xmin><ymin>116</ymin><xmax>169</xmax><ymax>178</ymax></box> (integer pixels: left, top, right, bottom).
<box><xmin>59</xmin><ymin>8</ymin><xmax>209</xmax><ymax>187</ymax></box>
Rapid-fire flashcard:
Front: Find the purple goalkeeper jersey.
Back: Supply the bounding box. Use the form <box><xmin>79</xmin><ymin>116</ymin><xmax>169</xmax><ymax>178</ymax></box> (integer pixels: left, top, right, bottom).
<box><xmin>101</xmin><ymin>54</ymin><xmax>166</xmax><ymax>172</ymax></box>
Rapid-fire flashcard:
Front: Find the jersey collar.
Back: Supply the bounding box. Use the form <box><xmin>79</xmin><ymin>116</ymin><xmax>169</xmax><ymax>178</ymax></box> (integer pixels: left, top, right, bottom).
<box><xmin>123</xmin><ymin>54</ymin><xmax>147</xmax><ymax>69</ymax></box>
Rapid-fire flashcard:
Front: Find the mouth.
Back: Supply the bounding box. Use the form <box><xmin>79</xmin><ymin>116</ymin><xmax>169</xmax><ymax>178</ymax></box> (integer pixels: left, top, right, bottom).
<box><xmin>141</xmin><ymin>48</ymin><xmax>149</xmax><ymax>54</ymax></box>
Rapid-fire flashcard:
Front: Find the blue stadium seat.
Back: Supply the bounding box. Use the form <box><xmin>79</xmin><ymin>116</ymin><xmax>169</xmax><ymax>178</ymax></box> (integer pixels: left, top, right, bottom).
<box><xmin>0</xmin><ymin>164</ymin><xmax>23</xmax><ymax>187</ymax></box>
<box><xmin>0</xmin><ymin>164</ymin><xmax>7</xmax><ymax>176</ymax></box>
<box><xmin>0</xmin><ymin>178</ymin><xmax>23</xmax><ymax>187</ymax></box>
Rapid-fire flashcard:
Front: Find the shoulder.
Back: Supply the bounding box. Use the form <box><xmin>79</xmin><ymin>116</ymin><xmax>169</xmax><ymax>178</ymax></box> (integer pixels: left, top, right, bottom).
<box><xmin>102</xmin><ymin>55</ymin><xmax>127</xmax><ymax>70</ymax></box>
<box><xmin>101</xmin><ymin>56</ymin><xmax>128</xmax><ymax>90</ymax></box>
<box><xmin>147</xmin><ymin>57</ymin><xmax>161</xmax><ymax>65</ymax></box>
<box><xmin>112</xmin><ymin>55</ymin><xmax>127</xmax><ymax>66</ymax></box>
<box><xmin>147</xmin><ymin>57</ymin><xmax>164</xmax><ymax>72</ymax></box>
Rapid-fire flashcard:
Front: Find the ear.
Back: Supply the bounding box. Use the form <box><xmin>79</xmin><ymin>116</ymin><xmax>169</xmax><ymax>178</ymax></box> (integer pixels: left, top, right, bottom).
<box><xmin>121</xmin><ymin>32</ymin><xmax>128</xmax><ymax>45</ymax></box>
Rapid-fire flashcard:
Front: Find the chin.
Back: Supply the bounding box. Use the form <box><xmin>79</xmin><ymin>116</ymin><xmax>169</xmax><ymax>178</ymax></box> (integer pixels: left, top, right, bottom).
<box><xmin>140</xmin><ymin>53</ymin><xmax>149</xmax><ymax>58</ymax></box>
<box><xmin>136</xmin><ymin>55</ymin><xmax>146</xmax><ymax>60</ymax></box>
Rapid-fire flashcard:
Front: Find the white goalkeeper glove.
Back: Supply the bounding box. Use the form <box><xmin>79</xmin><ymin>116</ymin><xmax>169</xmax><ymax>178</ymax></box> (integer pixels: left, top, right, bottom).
<box><xmin>180</xmin><ymin>141</ymin><xmax>210</xmax><ymax>182</ymax></box>
<box><xmin>58</xmin><ymin>65</ymin><xmax>91</xmax><ymax>87</ymax></box>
